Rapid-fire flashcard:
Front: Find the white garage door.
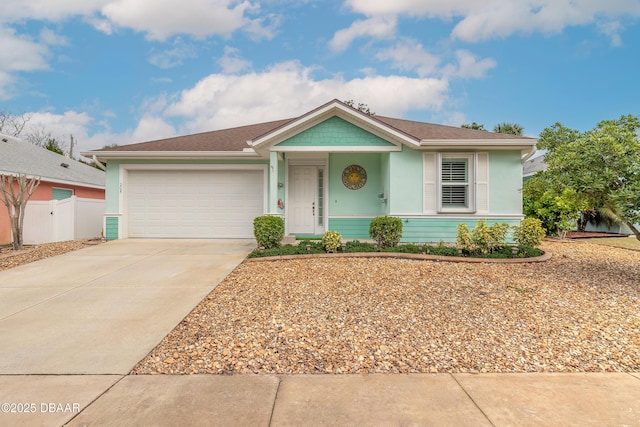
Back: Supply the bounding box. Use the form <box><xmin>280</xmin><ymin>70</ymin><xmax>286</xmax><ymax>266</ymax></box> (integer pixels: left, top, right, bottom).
<box><xmin>127</xmin><ymin>169</ymin><xmax>264</xmax><ymax>238</ymax></box>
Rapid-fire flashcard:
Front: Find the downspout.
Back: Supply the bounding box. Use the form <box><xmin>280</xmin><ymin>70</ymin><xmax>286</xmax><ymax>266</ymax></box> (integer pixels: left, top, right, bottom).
<box><xmin>92</xmin><ymin>155</ymin><xmax>106</xmax><ymax>171</ymax></box>
<box><xmin>521</xmin><ymin>146</ymin><xmax>537</xmax><ymax>164</ymax></box>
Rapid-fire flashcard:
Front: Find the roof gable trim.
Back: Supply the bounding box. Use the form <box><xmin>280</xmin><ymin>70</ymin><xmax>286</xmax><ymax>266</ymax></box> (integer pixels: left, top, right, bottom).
<box><xmin>249</xmin><ymin>100</ymin><xmax>420</xmax><ymax>152</ymax></box>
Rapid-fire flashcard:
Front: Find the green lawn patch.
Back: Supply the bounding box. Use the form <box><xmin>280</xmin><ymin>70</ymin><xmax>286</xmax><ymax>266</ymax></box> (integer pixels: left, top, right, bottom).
<box><xmin>585</xmin><ymin>237</ymin><xmax>640</xmax><ymax>251</ymax></box>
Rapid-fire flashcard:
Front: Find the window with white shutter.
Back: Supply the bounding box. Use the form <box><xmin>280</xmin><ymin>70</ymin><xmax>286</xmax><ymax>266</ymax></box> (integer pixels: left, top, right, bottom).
<box><xmin>438</xmin><ymin>154</ymin><xmax>475</xmax><ymax>213</ymax></box>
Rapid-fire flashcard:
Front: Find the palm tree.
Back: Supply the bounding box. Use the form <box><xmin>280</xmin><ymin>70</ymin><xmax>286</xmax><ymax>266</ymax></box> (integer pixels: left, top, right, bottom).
<box><xmin>461</xmin><ymin>122</ymin><xmax>486</xmax><ymax>131</ymax></box>
<box><xmin>577</xmin><ymin>206</ymin><xmax>623</xmax><ymax>232</ymax></box>
<box><xmin>493</xmin><ymin>122</ymin><xmax>524</xmax><ymax>136</ymax></box>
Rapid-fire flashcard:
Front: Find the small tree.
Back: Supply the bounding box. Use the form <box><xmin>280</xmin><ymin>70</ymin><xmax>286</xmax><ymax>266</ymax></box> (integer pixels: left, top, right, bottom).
<box><xmin>343</xmin><ymin>99</ymin><xmax>375</xmax><ymax>116</ymax></box>
<box><xmin>0</xmin><ymin>174</ymin><xmax>41</xmax><ymax>250</ymax></box>
<box><xmin>0</xmin><ymin>111</ymin><xmax>30</xmax><ymax>136</ymax></box>
<box><xmin>538</xmin><ymin>115</ymin><xmax>640</xmax><ymax>241</ymax></box>
<box><xmin>44</xmin><ymin>138</ymin><xmax>65</xmax><ymax>155</ymax></box>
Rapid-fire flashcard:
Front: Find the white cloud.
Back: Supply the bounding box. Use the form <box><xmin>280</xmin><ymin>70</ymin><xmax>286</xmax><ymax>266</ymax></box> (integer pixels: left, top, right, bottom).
<box><xmin>18</xmin><ymin>60</ymin><xmax>452</xmax><ymax>153</ymax></box>
<box><xmin>86</xmin><ymin>17</ymin><xmax>114</xmax><ymax>35</ymax></box>
<box><xmin>374</xmin><ymin>40</ymin><xmax>495</xmax><ymax>80</ymax></box>
<box><xmin>164</xmin><ymin>61</ymin><xmax>448</xmax><ymax>132</ymax></box>
<box><xmin>342</xmin><ymin>0</ymin><xmax>640</xmax><ymax>42</ymax></box>
<box><xmin>0</xmin><ymin>0</ymin><xmax>109</xmax><ymax>23</ymax></box>
<box><xmin>375</xmin><ymin>38</ymin><xmax>441</xmax><ymax>77</ymax></box>
<box><xmin>129</xmin><ymin>114</ymin><xmax>177</xmax><ymax>142</ymax></box>
<box><xmin>101</xmin><ymin>0</ymin><xmax>269</xmax><ymax>41</ymax></box>
<box><xmin>450</xmin><ymin>50</ymin><xmax>496</xmax><ymax>79</ymax></box>
<box><xmin>598</xmin><ymin>20</ymin><xmax>623</xmax><ymax>46</ymax></box>
<box><xmin>148</xmin><ymin>38</ymin><xmax>197</xmax><ymax>69</ymax></box>
<box><xmin>1</xmin><ymin>0</ymin><xmax>278</xmax><ymax>40</ymax></box>
<box><xmin>217</xmin><ymin>47</ymin><xmax>252</xmax><ymax>74</ymax></box>
<box><xmin>439</xmin><ymin>111</ymin><xmax>468</xmax><ymax>127</ymax></box>
<box><xmin>329</xmin><ymin>16</ymin><xmax>396</xmax><ymax>52</ymax></box>
<box><xmin>0</xmin><ymin>25</ymin><xmax>50</xmax><ymax>98</ymax></box>
<box><xmin>21</xmin><ymin>108</ymin><xmax>177</xmax><ymax>154</ymax></box>
<box><xmin>39</xmin><ymin>28</ymin><xmax>69</xmax><ymax>46</ymax></box>
<box><xmin>0</xmin><ymin>27</ymin><xmax>50</xmax><ymax>72</ymax></box>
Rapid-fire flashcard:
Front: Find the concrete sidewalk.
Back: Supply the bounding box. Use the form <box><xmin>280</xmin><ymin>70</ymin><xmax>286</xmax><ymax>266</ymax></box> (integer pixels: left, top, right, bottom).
<box><xmin>0</xmin><ymin>373</ymin><xmax>638</xmax><ymax>426</ymax></box>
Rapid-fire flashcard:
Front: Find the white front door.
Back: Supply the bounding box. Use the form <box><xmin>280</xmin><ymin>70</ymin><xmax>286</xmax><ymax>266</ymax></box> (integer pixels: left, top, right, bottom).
<box><xmin>288</xmin><ymin>165</ymin><xmax>325</xmax><ymax>235</ymax></box>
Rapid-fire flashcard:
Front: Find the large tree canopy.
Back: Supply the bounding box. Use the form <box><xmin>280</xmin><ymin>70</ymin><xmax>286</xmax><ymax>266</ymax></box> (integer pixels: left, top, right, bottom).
<box><xmin>537</xmin><ymin>114</ymin><xmax>640</xmax><ymax>240</ymax></box>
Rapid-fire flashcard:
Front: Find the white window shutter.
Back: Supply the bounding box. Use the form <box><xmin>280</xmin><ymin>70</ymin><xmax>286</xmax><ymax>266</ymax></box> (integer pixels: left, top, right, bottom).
<box><xmin>476</xmin><ymin>152</ymin><xmax>489</xmax><ymax>214</ymax></box>
<box><xmin>423</xmin><ymin>153</ymin><xmax>437</xmax><ymax>214</ymax></box>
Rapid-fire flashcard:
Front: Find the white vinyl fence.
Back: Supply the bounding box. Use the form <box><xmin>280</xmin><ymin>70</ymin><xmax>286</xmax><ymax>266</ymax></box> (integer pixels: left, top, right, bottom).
<box><xmin>23</xmin><ymin>196</ymin><xmax>105</xmax><ymax>244</ymax></box>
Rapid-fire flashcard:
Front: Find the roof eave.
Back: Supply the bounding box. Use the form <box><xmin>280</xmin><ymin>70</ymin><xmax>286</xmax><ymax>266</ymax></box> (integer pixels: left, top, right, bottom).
<box><xmin>83</xmin><ymin>150</ymin><xmax>263</xmax><ymax>161</ymax></box>
<box><xmin>420</xmin><ymin>139</ymin><xmax>537</xmax><ymax>160</ymax></box>
<box><xmin>0</xmin><ymin>169</ymin><xmax>105</xmax><ymax>189</ymax></box>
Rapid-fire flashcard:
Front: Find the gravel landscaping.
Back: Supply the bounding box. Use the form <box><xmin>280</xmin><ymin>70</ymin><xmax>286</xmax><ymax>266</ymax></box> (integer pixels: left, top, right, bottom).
<box><xmin>133</xmin><ymin>240</ymin><xmax>640</xmax><ymax>375</ymax></box>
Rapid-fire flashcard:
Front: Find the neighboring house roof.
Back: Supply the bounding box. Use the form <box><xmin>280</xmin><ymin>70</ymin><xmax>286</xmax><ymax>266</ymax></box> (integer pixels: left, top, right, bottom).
<box><xmin>0</xmin><ymin>133</ymin><xmax>105</xmax><ymax>189</ymax></box>
<box><xmin>523</xmin><ymin>155</ymin><xmax>548</xmax><ymax>177</ymax></box>
<box><xmin>87</xmin><ymin>99</ymin><xmax>537</xmax><ymax>160</ymax></box>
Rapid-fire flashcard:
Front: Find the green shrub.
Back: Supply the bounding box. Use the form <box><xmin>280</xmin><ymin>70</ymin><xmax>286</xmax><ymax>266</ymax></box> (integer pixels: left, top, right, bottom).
<box><xmin>321</xmin><ymin>230</ymin><xmax>342</xmax><ymax>253</ymax></box>
<box><xmin>253</xmin><ymin>215</ymin><xmax>284</xmax><ymax>249</ymax></box>
<box><xmin>512</xmin><ymin>218</ymin><xmax>546</xmax><ymax>247</ymax></box>
<box><xmin>471</xmin><ymin>219</ymin><xmax>492</xmax><ymax>254</ymax></box>
<box><xmin>345</xmin><ymin>240</ymin><xmax>377</xmax><ymax>252</ymax></box>
<box><xmin>456</xmin><ymin>224</ymin><xmax>474</xmax><ymax>252</ymax></box>
<box><xmin>383</xmin><ymin>244</ymin><xmax>422</xmax><ymax>254</ymax></box>
<box><xmin>369</xmin><ymin>216</ymin><xmax>403</xmax><ymax>249</ymax></box>
<box><xmin>423</xmin><ymin>245</ymin><xmax>459</xmax><ymax>257</ymax></box>
<box><xmin>488</xmin><ymin>222</ymin><xmax>510</xmax><ymax>252</ymax></box>
<box><xmin>298</xmin><ymin>240</ymin><xmax>325</xmax><ymax>254</ymax></box>
<box><xmin>458</xmin><ymin>220</ymin><xmax>509</xmax><ymax>254</ymax></box>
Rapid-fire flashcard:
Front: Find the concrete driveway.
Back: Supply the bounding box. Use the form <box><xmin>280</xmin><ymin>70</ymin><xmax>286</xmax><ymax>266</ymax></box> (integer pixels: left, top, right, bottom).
<box><xmin>0</xmin><ymin>239</ymin><xmax>254</xmax><ymax>375</ymax></box>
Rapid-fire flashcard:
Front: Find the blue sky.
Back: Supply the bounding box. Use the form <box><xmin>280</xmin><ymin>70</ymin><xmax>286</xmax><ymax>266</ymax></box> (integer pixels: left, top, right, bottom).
<box><xmin>1</xmin><ymin>0</ymin><xmax>639</xmax><ymax>155</ymax></box>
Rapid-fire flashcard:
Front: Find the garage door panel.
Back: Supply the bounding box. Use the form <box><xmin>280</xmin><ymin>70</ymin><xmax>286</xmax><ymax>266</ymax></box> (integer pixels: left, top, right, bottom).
<box><xmin>127</xmin><ymin>170</ymin><xmax>264</xmax><ymax>238</ymax></box>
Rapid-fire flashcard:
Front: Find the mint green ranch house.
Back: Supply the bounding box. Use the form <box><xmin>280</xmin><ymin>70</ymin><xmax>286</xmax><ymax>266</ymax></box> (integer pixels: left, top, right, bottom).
<box><xmin>86</xmin><ymin>100</ymin><xmax>537</xmax><ymax>242</ymax></box>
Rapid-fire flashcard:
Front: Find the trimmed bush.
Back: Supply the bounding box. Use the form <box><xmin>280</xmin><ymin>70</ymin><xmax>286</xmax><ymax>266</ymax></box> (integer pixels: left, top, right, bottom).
<box><xmin>253</xmin><ymin>215</ymin><xmax>284</xmax><ymax>249</ymax></box>
<box><xmin>512</xmin><ymin>217</ymin><xmax>546</xmax><ymax>247</ymax></box>
<box><xmin>344</xmin><ymin>240</ymin><xmax>377</xmax><ymax>252</ymax></box>
<box><xmin>322</xmin><ymin>230</ymin><xmax>342</xmax><ymax>253</ymax></box>
<box><xmin>457</xmin><ymin>220</ymin><xmax>510</xmax><ymax>254</ymax></box>
<box><xmin>456</xmin><ymin>224</ymin><xmax>474</xmax><ymax>252</ymax></box>
<box><xmin>488</xmin><ymin>222</ymin><xmax>510</xmax><ymax>252</ymax></box>
<box><xmin>383</xmin><ymin>244</ymin><xmax>422</xmax><ymax>254</ymax></box>
<box><xmin>422</xmin><ymin>245</ymin><xmax>459</xmax><ymax>257</ymax></box>
<box><xmin>471</xmin><ymin>219</ymin><xmax>492</xmax><ymax>254</ymax></box>
<box><xmin>369</xmin><ymin>216</ymin><xmax>403</xmax><ymax>249</ymax></box>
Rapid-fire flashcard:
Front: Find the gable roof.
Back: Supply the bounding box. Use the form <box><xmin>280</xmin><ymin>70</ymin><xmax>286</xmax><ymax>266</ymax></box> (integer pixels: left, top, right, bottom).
<box><xmin>86</xmin><ymin>99</ymin><xmax>536</xmax><ymax>160</ymax></box>
<box><xmin>0</xmin><ymin>133</ymin><xmax>105</xmax><ymax>188</ymax></box>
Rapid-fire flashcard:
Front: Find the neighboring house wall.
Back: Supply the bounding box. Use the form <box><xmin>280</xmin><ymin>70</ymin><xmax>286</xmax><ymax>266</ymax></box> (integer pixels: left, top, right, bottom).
<box><xmin>1</xmin><ymin>181</ymin><xmax>105</xmax><ymax>245</ymax></box>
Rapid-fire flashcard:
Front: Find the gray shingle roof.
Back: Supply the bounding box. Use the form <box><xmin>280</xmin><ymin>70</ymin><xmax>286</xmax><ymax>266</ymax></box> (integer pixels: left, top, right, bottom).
<box><xmin>523</xmin><ymin>155</ymin><xmax>547</xmax><ymax>176</ymax></box>
<box><xmin>0</xmin><ymin>133</ymin><xmax>105</xmax><ymax>188</ymax></box>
